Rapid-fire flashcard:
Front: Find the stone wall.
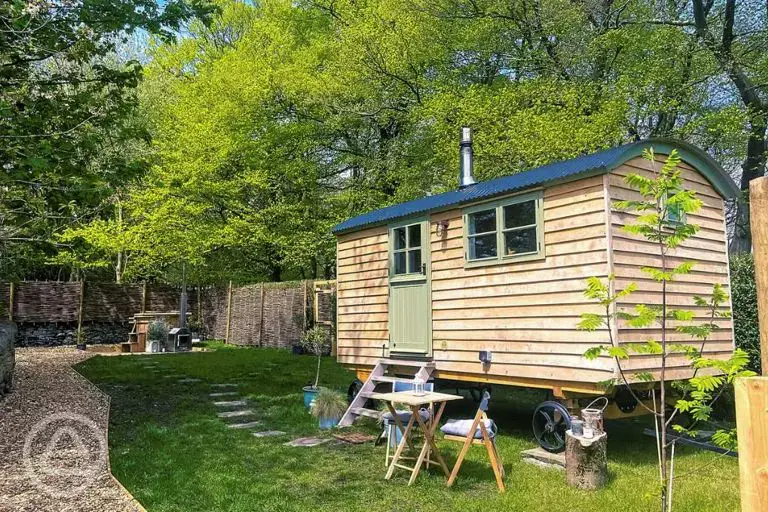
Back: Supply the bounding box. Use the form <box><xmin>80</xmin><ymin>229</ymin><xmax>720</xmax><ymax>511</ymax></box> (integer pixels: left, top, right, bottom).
<box><xmin>15</xmin><ymin>323</ymin><xmax>131</xmax><ymax>347</ymax></box>
<box><xmin>0</xmin><ymin>322</ymin><xmax>16</xmax><ymax>397</ymax></box>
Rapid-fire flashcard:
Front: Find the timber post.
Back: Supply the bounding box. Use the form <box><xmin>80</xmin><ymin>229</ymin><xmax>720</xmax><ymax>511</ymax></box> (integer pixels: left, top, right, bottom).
<box><xmin>258</xmin><ymin>283</ymin><xmax>265</xmax><ymax>347</ymax></box>
<box><xmin>735</xmin><ymin>177</ymin><xmax>768</xmax><ymax>511</ymax></box>
<box><xmin>141</xmin><ymin>282</ymin><xmax>147</xmax><ymax>313</ymax></box>
<box><xmin>565</xmin><ymin>431</ymin><xmax>607</xmax><ymax>490</ymax></box>
<box><xmin>224</xmin><ymin>281</ymin><xmax>233</xmax><ymax>344</ymax></box>
<box><xmin>7</xmin><ymin>282</ymin><xmax>13</xmax><ymax>322</ymax></box>
<box><xmin>77</xmin><ymin>280</ymin><xmax>85</xmax><ymax>345</ymax></box>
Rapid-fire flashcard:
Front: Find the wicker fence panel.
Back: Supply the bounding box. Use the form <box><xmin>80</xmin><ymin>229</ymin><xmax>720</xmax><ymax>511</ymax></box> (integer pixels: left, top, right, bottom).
<box><xmin>0</xmin><ymin>284</ymin><xmax>9</xmax><ymax>319</ymax></box>
<box><xmin>14</xmin><ymin>282</ymin><xmax>81</xmax><ymax>323</ymax></box>
<box><xmin>228</xmin><ymin>284</ymin><xmax>262</xmax><ymax>346</ymax></box>
<box><xmin>83</xmin><ymin>283</ymin><xmax>144</xmax><ymax>322</ymax></box>
<box><xmin>199</xmin><ymin>286</ymin><xmax>228</xmax><ymax>339</ymax></box>
<box><xmin>146</xmin><ymin>284</ymin><xmax>180</xmax><ymax>312</ymax></box>
<box><xmin>261</xmin><ymin>285</ymin><xmax>305</xmax><ymax>349</ymax></box>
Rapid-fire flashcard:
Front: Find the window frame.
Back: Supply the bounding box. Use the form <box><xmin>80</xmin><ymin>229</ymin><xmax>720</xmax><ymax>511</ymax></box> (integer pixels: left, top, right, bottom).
<box><xmin>389</xmin><ymin>218</ymin><xmax>428</xmax><ymax>282</ymax></box>
<box><xmin>662</xmin><ymin>191</ymin><xmax>686</xmax><ymax>227</ymax></box>
<box><xmin>463</xmin><ymin>191</ymin><xmax>545</xmax><ymax>268</ymax></box>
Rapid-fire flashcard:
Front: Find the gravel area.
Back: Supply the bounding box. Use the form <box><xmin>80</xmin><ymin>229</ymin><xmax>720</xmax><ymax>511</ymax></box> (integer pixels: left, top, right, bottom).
<box><xmin>0</xmin><ymin>347</ymin><xmax>142</xmax><ymax>512</ymax></box>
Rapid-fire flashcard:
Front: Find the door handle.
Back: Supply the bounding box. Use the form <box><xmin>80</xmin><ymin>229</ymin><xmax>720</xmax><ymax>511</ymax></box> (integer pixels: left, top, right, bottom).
<box><xmin>421</xmin><ymin>263</ymin><xmax>427</xmax><ymax>275</ymax></box>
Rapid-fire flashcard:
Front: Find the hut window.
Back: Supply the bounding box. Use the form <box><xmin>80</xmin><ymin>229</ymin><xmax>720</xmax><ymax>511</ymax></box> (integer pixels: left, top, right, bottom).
<box><xmin>464</xmin><ymin>191</ymin><xmax>544</xmax><ymax>265</ymax></box>
<box><xmin>663</xmin><ymin>192</ymin><xmax>685</xmax><ymax>226</ymax></box>
<box><xmin>391</xmin><ymin>222</ymin><xmax>424</xmax><ymax>275</ymax></box>
<box><xmin>467</xmin><ymin>208</ymin><xmax>498</xmax><ymax>260</ymax></box>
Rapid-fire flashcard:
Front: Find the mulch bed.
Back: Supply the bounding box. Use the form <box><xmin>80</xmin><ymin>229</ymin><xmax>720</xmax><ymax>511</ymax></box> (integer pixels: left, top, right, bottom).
<box><xmin>0</xmin><ymin>347</ymin><xmax>142</xmax><ymax>512</ymax></box>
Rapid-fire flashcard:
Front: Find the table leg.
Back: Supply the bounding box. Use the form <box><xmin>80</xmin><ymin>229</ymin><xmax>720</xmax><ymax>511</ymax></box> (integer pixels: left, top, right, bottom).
<box><xmin>386</xmin><ymin>410</ymin><xmax>416</xmax><ymax>480</ymax></box>
<box><xmin>408</xmin><ymin>402</ymin><xmax>450</xmax><ymax>485</ymax></box>
<box><xmin>386</xmin><ymin>401</ymin><xmax>415</xmax><ymax>452</ymax></box>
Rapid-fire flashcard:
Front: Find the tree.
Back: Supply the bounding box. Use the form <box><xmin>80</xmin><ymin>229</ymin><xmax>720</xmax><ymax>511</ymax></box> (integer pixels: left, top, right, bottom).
<box><xmin>0</xmin><ymin>0</ymin><xmax>214</xmax><ymax>280</ymax></box>
<box><xmin>578</xmin><ymin>149</ymin><xmax>755</xmax><ymax>511</ymax></box>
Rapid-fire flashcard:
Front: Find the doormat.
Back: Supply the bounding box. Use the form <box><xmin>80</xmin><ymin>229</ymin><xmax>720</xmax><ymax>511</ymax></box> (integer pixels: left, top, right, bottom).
<box><xmin>332</xmin><ymin>432</ymin><xmax>377</xmax><ymax>445</ymax></box>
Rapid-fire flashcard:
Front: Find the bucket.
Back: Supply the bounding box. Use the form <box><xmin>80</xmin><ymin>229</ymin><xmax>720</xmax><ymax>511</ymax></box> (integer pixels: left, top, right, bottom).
<box><xmin>570</xmin><ymin>417</ymin><xmax>584</xmax><ymax>437</ymax></box>
<box><xmin>581</xmin><ymin>397</ymin><xmax>608</xmax><ymax>435</ymax></box>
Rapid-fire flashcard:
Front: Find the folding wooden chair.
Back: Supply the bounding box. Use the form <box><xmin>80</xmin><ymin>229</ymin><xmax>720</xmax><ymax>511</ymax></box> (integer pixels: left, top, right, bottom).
<box><xmin>441</xmin><ymin>390</ymin><xmax>505</xmax><ymax>492</ymax></box>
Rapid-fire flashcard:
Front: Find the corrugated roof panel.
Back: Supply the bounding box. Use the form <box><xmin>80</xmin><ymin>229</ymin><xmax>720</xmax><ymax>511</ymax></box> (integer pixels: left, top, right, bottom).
<box><xmin>332</xmin><ymin>139</ymin><xmax>738</xmax><ymax>234</ymax></box>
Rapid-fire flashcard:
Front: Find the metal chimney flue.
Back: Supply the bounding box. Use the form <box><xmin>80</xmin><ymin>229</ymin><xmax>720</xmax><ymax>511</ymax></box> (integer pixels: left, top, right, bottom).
<box><xmin>459</xmin><ymin>127</ymin><xmax>476</xmax><ymax>188</ymax></box>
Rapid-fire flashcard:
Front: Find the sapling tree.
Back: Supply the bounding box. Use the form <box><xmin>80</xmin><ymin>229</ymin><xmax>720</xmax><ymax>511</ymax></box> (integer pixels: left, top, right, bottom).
<box><xmin>578</xmin><ymin>149</ymin><xmax>755</xmax><ymax>512</ymax></box>
<box><xmin>300</xmin><ymin>327</ymin><xmax>331</xmax><ymax>390</ymax></box>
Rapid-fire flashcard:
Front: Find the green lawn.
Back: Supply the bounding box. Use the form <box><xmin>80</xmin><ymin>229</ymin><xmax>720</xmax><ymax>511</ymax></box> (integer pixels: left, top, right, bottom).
<box><xmin>76</xmin><ymin>345</ymin><xmax>739</xmax><ymax>512</ymax></box>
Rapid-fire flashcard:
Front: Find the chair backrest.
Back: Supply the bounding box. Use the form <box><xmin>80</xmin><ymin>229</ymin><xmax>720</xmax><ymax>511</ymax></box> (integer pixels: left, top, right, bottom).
<box><xmin>393</xmin><ymin>380</ymin><xmax>434</xmax><ymax>393</ymax></box>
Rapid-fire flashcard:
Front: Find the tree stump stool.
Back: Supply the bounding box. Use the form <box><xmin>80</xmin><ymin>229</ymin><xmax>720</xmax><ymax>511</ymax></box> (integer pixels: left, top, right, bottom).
<box><xmin>565</xmin><ymin>430</ymin><xmax>607</xmax><ymax>490</ymax></box>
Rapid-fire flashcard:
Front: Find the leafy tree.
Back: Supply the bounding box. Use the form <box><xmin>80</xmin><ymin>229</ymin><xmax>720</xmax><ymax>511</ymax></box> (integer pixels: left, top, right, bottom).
<box><xmin>578</xmin><ymin>149</ymin><xmax>755</xmax><ymax>512</ymax></box>
<box><xmin>0</xmin><ymin>0</ymin><xmax>214</xmax><ymax>280</ymax></box>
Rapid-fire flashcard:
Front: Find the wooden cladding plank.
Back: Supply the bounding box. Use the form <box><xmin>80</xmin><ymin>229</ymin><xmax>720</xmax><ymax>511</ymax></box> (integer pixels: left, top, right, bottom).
<box><xmin>610</xmin><ymin>179</ymin><xmax>722</xmax><ymax>209</ymax></box>
<box><xmin>611</xmin><ymin>238</ymin><xmax>727</xmax><ymax>263</ymax></box>
<box><xmin>433</xmin><ymin>349</ymin><xmax>614</xmax><ymax>371</ymax></box>
<box><xmin>432</xmin><ymin>249</ymin><xmax>606</xmax><ymax>274</ymax></box>
<box><xmin>431</xmin><ymin>262</ymin><xmax>608</xmax><ymax>291</ymax></box>
<box><xmin>613</xmin><ymin>163</ymin><xmax>722</xmax><ymax>198</ymax></box>
<box><xmin>433</xmin><ymin>328</ymin><xmax>607</xmax><ymax>343</ymax></box>
<box><xmin>433</xmin><ymin>304</ymin><xmax>604</xmax><ymax>320</ymax></box>
<box><xmin>433</xmin><ymin>291</ymin><xmax>599</xmax><ymax>309</ymax></box>
<box><xmin>544</xmin><ymin>197</ymin><xmax>606</xmax><ymax>222</ymax></box>
<box><xmin>432</xmin><ymin>277</ymin><xmax>606</xmax><ymax>301</ymax></box>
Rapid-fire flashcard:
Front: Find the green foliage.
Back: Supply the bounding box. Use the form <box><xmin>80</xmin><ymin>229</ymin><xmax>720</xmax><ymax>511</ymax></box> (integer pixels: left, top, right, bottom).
<box><xmin>729</xmin><ymin>253</ymin><xmax>761</xmax><ymax>374</ymax></box>
<box><xmin>310</xmin><ymin>387</ymin><xmax>348</xmax><ymax>421</ymax></box>
<box><xmin>148</xmin><ymin>321</ymin><xmax>170</xmax><ymax>341</ymax></box>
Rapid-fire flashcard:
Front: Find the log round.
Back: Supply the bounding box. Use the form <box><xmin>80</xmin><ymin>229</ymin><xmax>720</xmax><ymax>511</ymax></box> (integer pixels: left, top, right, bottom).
<box><xmin>565</xmin><ymin>431</ymin><xmax>607</xmax><ymax>490</ymax></box>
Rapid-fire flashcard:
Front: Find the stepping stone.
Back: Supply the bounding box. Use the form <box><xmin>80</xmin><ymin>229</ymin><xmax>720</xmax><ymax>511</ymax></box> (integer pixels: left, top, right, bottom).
<box><xmin>211</xmin><ymin>383</ymin><xmax>239</xmax><ymax>388</ymax></box>
<box><xmin>217</xmin><ymin>409</ymin><xmax>254</xmax><ymax>418</ymax></box>
<box><xmin>178</xmin><ymin>378</ymin><xmax>202</xmax><ymax>383</ymax></box>
<box><xmin>209</xmin><ymin>392</ymin><xmax>238</xmax><ymax>397</ymax></box>
<box><xmin>213</xmin><ymin>400</ymin><xmax>247</xmax><ymax>407</ymax></box>
<box><xmin>253</xmin><ymin>430</ymin><xmax>286</xmax><ymax>438</ymax></box>
<box><xmin>284</xmin><ymin>437</ymin><xmax>331</xmax><ymax>447</ymax></box>
<box><xmin>228</xmin><ymin>421</ymin><xmax>261</xmax><ymax>429</ymax></box>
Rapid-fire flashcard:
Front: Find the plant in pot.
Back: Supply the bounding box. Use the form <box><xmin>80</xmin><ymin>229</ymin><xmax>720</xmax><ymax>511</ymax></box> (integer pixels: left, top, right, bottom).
<box><xmin>311</xmin><ymin>388</ymin><xmax>347</xmax><ymax>429</ymax></box>
<box><xmin>147</xmin><ymin>321</ymin><xmax>169</xmax><ymax>353</ymax></box>
<box><xmin>299</xmin><ymin>326</ymin><xmax>330</xmax><ymax>409</ymax></box>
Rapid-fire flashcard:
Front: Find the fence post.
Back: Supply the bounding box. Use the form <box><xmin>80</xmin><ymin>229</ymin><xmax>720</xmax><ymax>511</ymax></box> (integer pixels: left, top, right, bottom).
<box><xmin>225</xmin><ymin>281</ymin><xmax>233</xmax><ymax>344</ymax></box>
<box><xmin>735</xmin><ymin>177</ymin><xmax>768</xmax><ymax>511</ymax></box>
<box><xmin>77</xmin><ymin>280</ymin><xmax>85</xmax><ymax>344</ymax></box>
<box><xmin>8</xmin><ymin>282</ymin><xmax>13</xmax><ymax>322</ymax></box>
<box><xmin>303</xmin><ymin>280</ymin><xmax>308</xmax><ymax>331</ymax></box>
<box><xmin>141</xmin><ymin>282</ymin><xmax>147</xmax><ymax>313</ymax></box>
<box><xmin>258</xmin><ymin>283</ymin><xmax>265</xmax><ymax>347</ymax></box>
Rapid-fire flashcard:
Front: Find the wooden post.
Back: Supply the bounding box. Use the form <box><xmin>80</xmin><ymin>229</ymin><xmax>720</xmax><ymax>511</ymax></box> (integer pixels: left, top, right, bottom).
<box><xmin>141</xmin><ymin>282</ymin><xmax>147</xmax><ymax>313</ymax></box>
<box><xmin>224</xmin><ymin>280</ymin><xmax>233</xmax><ymax>344</ymax></box>
<box><xmin>258</xmin><ymin>283</ymin><xmax>265</xmax><ymax>347</ymax></box>
<box><xmin>8</xmin><ymin>282</ymin><xmax>13</xmax><ymax>322</ymax></box>
<box><xmin>735</xmin><ymin>377</ymin><xmax>768</xmax><ymax>511</ymax></box>
<box><xmin>303</xmin><ymin>280</ymin><xmax>308</xmax><ymax>331</ymax></box>
<box><xmin>77</xmin><ymin>280</ymin><xmax>85</xmax><ymax>345</ymax></box>
<box><xmin>738</xmin><ymin>178</ymin><xmax>768</xmax><ymax>511</ymax></box>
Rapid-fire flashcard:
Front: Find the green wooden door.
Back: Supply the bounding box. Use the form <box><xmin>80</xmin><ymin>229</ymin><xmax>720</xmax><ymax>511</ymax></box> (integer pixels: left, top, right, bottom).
<box><xmin>388</xmin><ymin>220</ymin><xmax>431</xmax><ymax>355</ymax></box>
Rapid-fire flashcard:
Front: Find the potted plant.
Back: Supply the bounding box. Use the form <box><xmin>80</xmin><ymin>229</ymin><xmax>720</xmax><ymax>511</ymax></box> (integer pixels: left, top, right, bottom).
<box><xmin>299</xmin><ymin>326</ymin><xmax>330</xmax><ymax>408</ymax></box>
<box><xmin>148</xmin><ymin>320</ymin><xmax>169</xmax><ymax>353</ymax></box>
<box><xmin>311</xmin><ymin>388</ymin><xmax>347</xmax><ymax>429</ymax></box>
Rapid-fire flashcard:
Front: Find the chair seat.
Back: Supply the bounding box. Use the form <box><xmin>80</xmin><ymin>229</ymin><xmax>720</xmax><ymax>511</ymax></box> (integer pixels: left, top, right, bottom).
<box><xmin>382</xmin><ymin>408</ymin><xmax>430</xmax><ymax>424</ymax></box>
<box><xmin>440</xmin><ymin>418</ymin><xmax>496</xmax><ymax>439</ymax></box>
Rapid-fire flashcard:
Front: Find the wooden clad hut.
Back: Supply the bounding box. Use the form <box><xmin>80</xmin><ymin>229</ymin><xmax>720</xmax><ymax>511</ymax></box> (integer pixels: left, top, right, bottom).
<box><xmin>333</xmin><ymin>132</ymin><xmax>739</xmax><ymax>451</ymax></box>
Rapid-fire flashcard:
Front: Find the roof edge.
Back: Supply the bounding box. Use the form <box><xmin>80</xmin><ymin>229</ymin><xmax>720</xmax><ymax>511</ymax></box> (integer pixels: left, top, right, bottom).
<box><xmin>610</xmin><ymin>138</ymin><xmax>740</xmax><ymax>199</ymax></box>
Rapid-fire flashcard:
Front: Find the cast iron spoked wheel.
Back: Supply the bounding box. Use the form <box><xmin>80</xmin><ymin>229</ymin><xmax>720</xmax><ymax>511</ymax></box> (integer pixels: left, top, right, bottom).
<box><xmin>347</xmin><ymin>379</ymin><xmax>364</xmax><ymax>403</ymax></box>
<box><xmin>532</xmin><ymin>401</ymin><xmax>572</xmax><ymax>453</ymax></box>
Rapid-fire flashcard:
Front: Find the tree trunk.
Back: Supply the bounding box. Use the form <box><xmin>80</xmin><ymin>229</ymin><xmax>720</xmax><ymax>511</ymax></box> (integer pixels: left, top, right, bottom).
<box><xmin>731</xmin><ymin>116</ymin><xmax>768</xmax><ymax>253</ymax></box>
<box><xmin>565</xmin><ymin>431</ymin><xmax>607</xmax><ymax>490</ymax></box>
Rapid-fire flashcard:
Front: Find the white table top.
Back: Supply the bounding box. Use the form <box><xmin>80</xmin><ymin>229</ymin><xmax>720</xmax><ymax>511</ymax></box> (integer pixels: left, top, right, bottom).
<box><xmin>370</xmin><ymin>391</ymin><xmax>464</xmax><ymax>406</ymax></box>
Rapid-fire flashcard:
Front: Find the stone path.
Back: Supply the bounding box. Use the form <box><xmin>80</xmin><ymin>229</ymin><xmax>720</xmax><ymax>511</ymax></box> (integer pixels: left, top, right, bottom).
<box><xmin>0</xmin><ymin>347</ymin><xmax>142</xmax><ymax>512</ymax></box>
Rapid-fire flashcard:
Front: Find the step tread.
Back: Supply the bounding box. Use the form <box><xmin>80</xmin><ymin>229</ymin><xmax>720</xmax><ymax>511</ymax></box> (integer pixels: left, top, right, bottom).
<box><xmin>371</xmin><ymin>376</ymin><xmax>415</xmax><ymax>384</ymax></box>
<box><xmin>351</xmin><ymin>407</ymin><xmax>383</xmax><ymax>419</ymax></box>
<box><xmin>380</xmin><ymin>358</ymin><xmax>435</xmax><ymax>368</ymax></box>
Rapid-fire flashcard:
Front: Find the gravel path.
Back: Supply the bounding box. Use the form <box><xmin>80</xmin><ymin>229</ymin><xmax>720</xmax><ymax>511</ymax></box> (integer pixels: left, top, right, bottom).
<box><xmin>0</xmin><ymin>347</ymin><xmax>142</xmax><ymax>512</ymax></box>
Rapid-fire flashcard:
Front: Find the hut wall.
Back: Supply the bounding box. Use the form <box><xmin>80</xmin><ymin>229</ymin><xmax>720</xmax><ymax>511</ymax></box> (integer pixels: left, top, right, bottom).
<box><xmin>608</xmin><ymin>156</ymin><xmax>734</xmax><ymax>379</ymax></box>
<box><xmin>429</xmin><ymin>175</ymin><xmax>615</xmax><ymax>385</ymax></box>
<box><xmin>336</xmin><ymin>226</ymin><xmax>390</xmax><ymax>367</ymax></box>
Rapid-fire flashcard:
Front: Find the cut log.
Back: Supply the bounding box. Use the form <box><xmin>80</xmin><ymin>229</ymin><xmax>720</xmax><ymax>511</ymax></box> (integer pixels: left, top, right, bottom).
<box><xmin>565</xmin><ymin>431</ymin><xmax>607</xmax><ymax>490</ymax></box>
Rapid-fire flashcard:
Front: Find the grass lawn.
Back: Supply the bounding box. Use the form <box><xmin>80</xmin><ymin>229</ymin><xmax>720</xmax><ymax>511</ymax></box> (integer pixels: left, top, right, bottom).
<box><xmin>76</xmin><ymin>345</ymin><xmax>739</xmax><ymax>512</ymax></box>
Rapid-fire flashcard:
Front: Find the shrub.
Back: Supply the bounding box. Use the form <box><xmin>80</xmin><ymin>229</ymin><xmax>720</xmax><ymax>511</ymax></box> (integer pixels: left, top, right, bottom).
<box><xmin>148</xmin><ymin>321</ymin><xmax>169</xmax><ymax>342</ymax></box>
<box><xmin>730</xmin><ymin>253</ymin><xmax>760</xmax><ymax>374</ymax></box>
<box><xmin>310</xmin><ymin>388</ymin><xmax>347</xmax><ymax>421</ymax></box>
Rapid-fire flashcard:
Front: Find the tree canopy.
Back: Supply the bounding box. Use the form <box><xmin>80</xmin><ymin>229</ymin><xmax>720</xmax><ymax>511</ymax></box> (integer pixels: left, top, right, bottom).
<box><xmin>5</xmin><ymin>0</ymin><xmax>768</xmax><ymax>284</ymax></box>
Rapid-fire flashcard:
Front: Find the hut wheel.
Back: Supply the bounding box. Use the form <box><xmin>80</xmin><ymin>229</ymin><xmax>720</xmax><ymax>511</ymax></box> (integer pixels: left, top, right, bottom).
<box><xmin>347</xmin><ymin>379</ymin><xmax>364</xmax><ymax>403</ymax></box>
<box><xmin>532</xmin><ymin>401</ymin><xmax>572</xmax><ymax>453</ymax></box>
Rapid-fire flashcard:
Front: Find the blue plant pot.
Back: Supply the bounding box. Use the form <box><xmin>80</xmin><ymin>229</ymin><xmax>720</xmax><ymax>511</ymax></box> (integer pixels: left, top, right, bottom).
<box><xmin>303</xmin><ymin>386</ymin><xmax>318</xmax><ymax>409</ymax></box>
<box><xmin>318</xmin><ymin>417</ymin><xmax>340</xmax><ymax>430</ymax></box>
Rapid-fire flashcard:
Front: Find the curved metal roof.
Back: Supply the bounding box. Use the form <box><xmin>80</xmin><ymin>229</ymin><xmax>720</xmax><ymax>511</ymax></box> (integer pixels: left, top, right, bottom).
<box><xmin>332</xmin><ymin>138</ymin><xmax>739</xmax><ymax>234</ymax></box>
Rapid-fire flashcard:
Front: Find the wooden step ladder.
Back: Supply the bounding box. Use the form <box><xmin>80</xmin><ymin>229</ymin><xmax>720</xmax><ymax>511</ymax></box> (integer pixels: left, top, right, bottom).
<box><xmin>338</xmin><ymin>359</ymin><xmax>435</xmax><ymax>427</ymax></box>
